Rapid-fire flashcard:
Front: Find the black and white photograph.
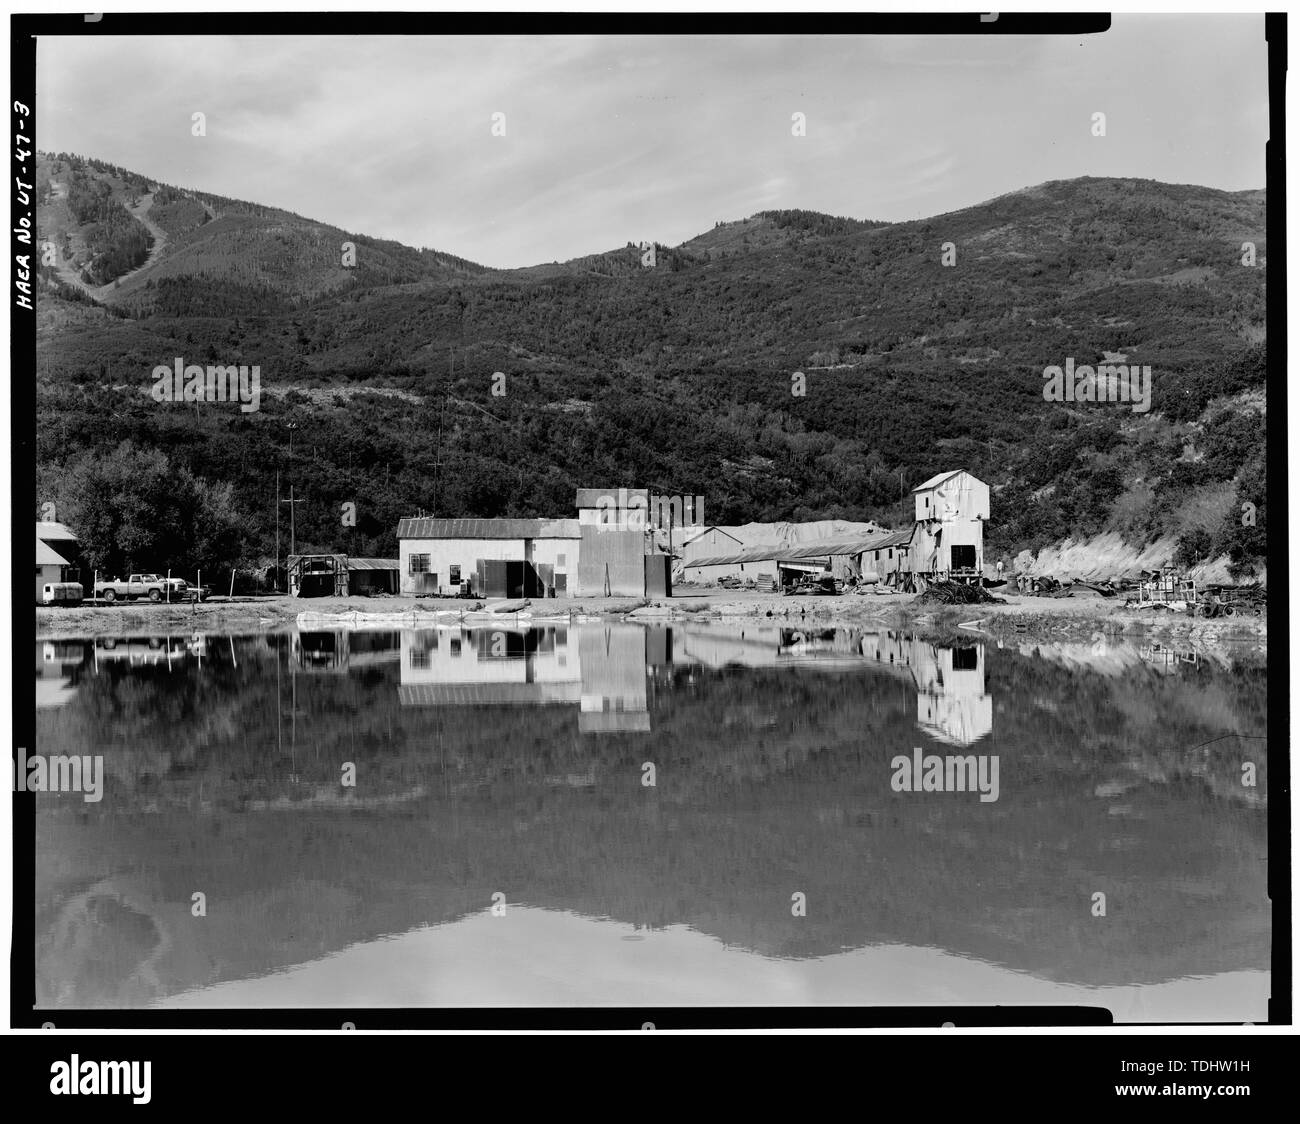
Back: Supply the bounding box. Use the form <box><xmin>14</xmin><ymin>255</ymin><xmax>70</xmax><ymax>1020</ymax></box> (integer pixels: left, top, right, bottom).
<box><xmin>9</xmin><ymin>7</ymin><xmax>1288</xmax><ymax>1061</ymax></box>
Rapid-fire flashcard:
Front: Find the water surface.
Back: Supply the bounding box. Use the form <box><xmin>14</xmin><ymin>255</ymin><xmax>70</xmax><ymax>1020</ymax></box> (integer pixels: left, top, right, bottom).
<box><xmin>33</xmin><ymin>623</ymin><xmax>1270</xmax><ymax>1020</ymax></box>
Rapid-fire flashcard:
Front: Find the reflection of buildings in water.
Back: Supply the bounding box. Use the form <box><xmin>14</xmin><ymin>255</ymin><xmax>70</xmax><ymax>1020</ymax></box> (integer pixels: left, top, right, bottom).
<box><xmin>1139</xmin><ymin>643</ymin><xmax>1200</xmax><ymax>674</ymax></box>
<box><xmin>36</xmin><ymin>640</ymin><xmax>87</xmax><ymax>708</ymax></box>
<box><xmin>674</xmin><ymin>625</ymin><xmax>993</xmax><ymax>747</ymax></box>
<box><xmin>92</xmin><ymin>636</ymin><xmax>189</xmax><ymax>670</ymax></box>
<box><xmin>292</xmin><ymin>629</ymin><xmax>401</xmax><ymax>672</ymax></box>
<box><xmin>676</xmin><ymin>624</ymin><xmax>873</xmax><ymax>670</ymax></box>
<box><xmin>83</xmin><ymin>634</ymin><xmax>246</xmax><ymax>676</ymax></box>
<box><xmin>578</xmin><ymin>626</ymin><xmax>650</xmax><ymax>732</ymax></box>
<box><xmin>397</xmin><ymin>624</ymin><xmax>658</xmax><ymax>733</ymax></box>
<box><xmin>677</xmin><ymin>626</ymin><xmax>781</xmax><ymax>669</ymax></box>
<box><xmin>857</xmin><ymin>631</ymin><xmax>992</xmax><ymax>747</ymax></box>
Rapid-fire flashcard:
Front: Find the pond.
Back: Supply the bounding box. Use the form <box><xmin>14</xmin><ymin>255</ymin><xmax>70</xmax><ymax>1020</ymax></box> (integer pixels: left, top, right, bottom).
<box><xmin>32</xmin><ymin>623</ymin><xmax>1269</xmax><ymax>1020</ymax></box>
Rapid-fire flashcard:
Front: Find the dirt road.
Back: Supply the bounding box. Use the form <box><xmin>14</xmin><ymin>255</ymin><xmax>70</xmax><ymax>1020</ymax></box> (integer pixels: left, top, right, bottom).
<box><xmin>48</xmin><ymin>186</ymin><xmax>169</xmax><ymax>300</ymax></box>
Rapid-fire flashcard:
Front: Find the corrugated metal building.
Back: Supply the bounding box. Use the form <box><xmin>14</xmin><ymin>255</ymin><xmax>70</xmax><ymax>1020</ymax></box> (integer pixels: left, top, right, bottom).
<box><xmin>678</xmin><ymin>470</ymin><xmax>987</xmax><ymax>590</ymax></box>
<box><xmin>347</xmin><ymin>557</ymin><xmax>401</xmax><ymax>595</ymax></box>
<box><xmin>909</xmin><ymin>469</ymin><xmax>989</xmax><ymax>583</ymax></box>
<box><xmin>287</xmin><ymin>554</ymin><xmax>400</xmax><ymax>597</ymax></box>
<box><xmin>682</xmin><ymin>529</ymin><xmax>911</xmax><ymax>588</ymax></box>
<box><xmin>678</xmin><ymin>526</ymin><xmax>745</xmax><ymax>579</ymax></box>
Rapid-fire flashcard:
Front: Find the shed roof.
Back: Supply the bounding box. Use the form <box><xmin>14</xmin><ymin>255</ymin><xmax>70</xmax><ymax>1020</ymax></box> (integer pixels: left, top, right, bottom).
<box><xmin>680</xmin><ymin>525</ymin><xmax>742</xmax><ymax>548</ymax></box>
<box><xmin>686</xmin><ymin>527</ymin><xmax>912</xmax><ymax>568</ymax></box>
<box><xmin>912</xmin><ymin>470</ymin><xmax>966</xmax><ymax>492</ymax></box>
<box><xmin>36</xmin><ymin>534</ymin><xmax>69</xmax><ymax>567</ymax></box>
<box><xmin>348</xmin><ymin>557</ymin><xmax>400</xmax><ymax>572</ymax></box>
<box><xmin>855</xmin><ymin>528</ymin><xmax>915</xmax><ymax>553</ymax></box>
<box><xmin>397</xmin><ymin>517</ymin><xmax>582</xmax><ymax>540</ymax></box>
<box><xmin>36</xmin><ymin>521</ymin><xmax>78</xmax><ymax>542</ymax></box>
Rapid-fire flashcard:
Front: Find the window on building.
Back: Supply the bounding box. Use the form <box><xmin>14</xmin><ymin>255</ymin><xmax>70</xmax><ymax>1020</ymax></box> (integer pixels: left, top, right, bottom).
<box><xmin>410</xmin><ymin>649</ymin><xmax>429</xmax><ymax>669</ymax></box>
<box><xmin>450</xmin><ymin>638</ymin><xmax>461</xmax><ymax>656</ymax></box>
<box><xmin>409</xmin><ymin>553</ymin><xmax>430</xmax><ymax>575</ymax></box>
<box><xmin>449</xmin><ymin>564</ymin><xmax>461</xmax><ymax>585</ymax></box>
<box><xmin>951</xmin><ymin>545</ymin><xmax>976</xmax><ymax>570</ymax></box>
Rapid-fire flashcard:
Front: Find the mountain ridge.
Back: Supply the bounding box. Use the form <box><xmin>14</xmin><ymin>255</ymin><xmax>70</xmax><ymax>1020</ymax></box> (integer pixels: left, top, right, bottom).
<box><xmin>34</xmin><ymin>153</ymin><xmax>1268</xmax><ymax>580</ymax></box>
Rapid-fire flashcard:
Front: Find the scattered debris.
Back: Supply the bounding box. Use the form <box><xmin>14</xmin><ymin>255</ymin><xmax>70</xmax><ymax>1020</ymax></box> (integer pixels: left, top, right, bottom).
<box><xmin>915</xmin><ymin>581</ymin><xmax>1006</xmax><ymax>606</ymax></box>
<box><xmin>1076</xmin><ymin>581</ymin><xmax>1118</xmax><ymax>597</ymax></box>
<box><xmin>783</xmin><ymin>574</ymin><xmax>843</xmax><ymax>596</ymax></box>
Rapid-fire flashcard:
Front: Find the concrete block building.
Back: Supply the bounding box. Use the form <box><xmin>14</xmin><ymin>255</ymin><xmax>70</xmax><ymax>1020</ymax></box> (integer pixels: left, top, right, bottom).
<box><xmin>397</xmin><ymin>517</ymin><xmax>581</xmax><ymax>598</ymax></box>
<box><xmin>396</xmin><ymin>489</ymin><xmax>674</xmax><ymax>599</ymax></box>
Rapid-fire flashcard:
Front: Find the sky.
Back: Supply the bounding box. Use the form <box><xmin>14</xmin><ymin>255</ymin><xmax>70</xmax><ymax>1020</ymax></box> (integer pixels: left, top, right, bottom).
<box><xmin>36</xmin><ymin>17</ymin><xmax>1268</xmax><ymax>268</ymax></box>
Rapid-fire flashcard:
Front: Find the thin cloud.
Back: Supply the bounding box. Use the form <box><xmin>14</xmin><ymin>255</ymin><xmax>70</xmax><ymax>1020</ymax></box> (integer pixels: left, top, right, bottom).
<box><xmin>36</xmin><ymin>18</ymin><xmax>1266</xmax><ymax>268</ymax></box>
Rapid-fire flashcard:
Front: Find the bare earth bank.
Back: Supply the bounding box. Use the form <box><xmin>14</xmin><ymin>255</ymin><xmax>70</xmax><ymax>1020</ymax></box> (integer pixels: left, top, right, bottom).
<box><xmin>35</xmin><ymin>588</ymin><xmax>1267</xmax><ymax>646</ymax></box>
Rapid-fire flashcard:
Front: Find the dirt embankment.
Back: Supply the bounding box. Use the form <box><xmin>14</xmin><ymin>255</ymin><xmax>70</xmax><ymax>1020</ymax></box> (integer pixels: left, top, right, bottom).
<box><xmin>1011</xmin><ymin>531</ymin><xmax>1255</xmax><ymax>586</ymax></box>
<box><xmin>35</xmin><ymin>587</ymin><xmax>1267</xmax><ymax>645</ymax></box>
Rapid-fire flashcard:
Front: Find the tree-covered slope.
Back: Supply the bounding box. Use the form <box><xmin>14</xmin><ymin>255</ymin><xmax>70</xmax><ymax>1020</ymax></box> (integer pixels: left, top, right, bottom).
<box><xmin>34</xmin><ymin>155</ymin><xmax>1268</xmax><ymax>577</ymax></box>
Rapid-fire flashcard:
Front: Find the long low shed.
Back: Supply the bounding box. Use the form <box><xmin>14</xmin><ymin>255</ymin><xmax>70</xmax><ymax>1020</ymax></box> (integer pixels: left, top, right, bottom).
<box><xmin>347</xmin><ymin>557</ymin><xmax>400</xmax><ymax>595</ymax></box>
<box><xmin>682</xmin><ymin>529</ymin><xmax>914</xmax><ymax>585</ymax></box>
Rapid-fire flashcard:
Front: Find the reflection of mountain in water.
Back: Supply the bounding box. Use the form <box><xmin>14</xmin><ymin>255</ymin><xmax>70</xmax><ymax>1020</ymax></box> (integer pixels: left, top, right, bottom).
<box><xmin>32</xmin><ymin>625</ymin><xmax>1268</xmax><ymax>1011</ymax></box>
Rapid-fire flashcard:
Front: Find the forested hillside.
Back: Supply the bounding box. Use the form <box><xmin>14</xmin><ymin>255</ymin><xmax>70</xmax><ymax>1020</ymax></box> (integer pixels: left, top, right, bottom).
<box><xmin>34</xmin><ymin>153</ymin><xmax>1268</xmax><ymax>579</ymax></box>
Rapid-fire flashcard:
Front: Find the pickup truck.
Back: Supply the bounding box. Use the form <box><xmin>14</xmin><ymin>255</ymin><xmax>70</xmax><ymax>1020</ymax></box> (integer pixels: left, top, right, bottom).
<box><xmin>94</xmin><ymin>574</ymin><xmax>201</xmax><ymax>603</ymax></box>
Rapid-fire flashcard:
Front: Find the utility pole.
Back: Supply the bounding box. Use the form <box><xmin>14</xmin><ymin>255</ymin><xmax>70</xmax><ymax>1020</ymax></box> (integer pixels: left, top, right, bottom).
<box><xmin>431</xmin><ymin>348</ymin><xmax>452</xmax><ymax>517</ymax></box>
<box><xmin>282</xmin><ymin>487</ymin><xmax>304</xmax><ymax>559</ymax></box>
<box><xmin>282</xmin><ymin>421</ymin><xmax>301</xmax><ymax>591</ymax></box>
